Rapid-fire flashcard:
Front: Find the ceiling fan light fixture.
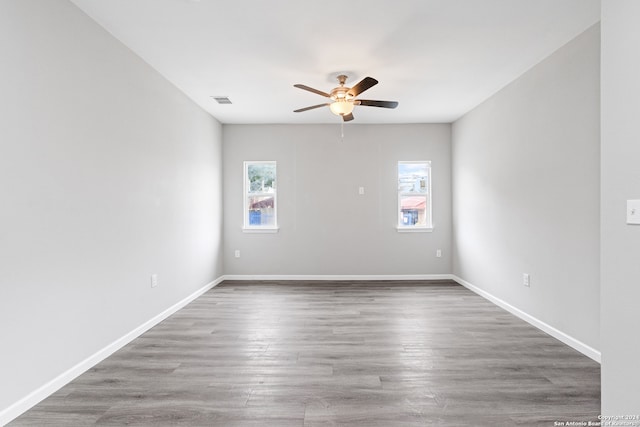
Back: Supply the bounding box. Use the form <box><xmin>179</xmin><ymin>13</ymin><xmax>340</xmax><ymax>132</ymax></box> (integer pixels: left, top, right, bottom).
<box><xmin>294</xmin><ymin>75</ymin><xmax>396</xmax><ymax>121</ymax></box>
<box><xmin>329</xmin><ymin>99</ymin><xmax>354</xmax><ymax>116</ymax></box>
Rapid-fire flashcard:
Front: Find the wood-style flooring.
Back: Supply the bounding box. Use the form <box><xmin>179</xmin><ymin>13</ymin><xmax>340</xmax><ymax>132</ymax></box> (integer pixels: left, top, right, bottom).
<box><xmin>10</xmin><ymin>280</ymin><xmax>600</xmax><ymax>426</ymax></box>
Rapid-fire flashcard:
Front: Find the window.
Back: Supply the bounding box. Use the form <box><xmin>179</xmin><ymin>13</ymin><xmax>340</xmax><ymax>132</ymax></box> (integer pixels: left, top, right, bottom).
<box><xmin>397</xmin><ymin>161</ymin><xmax>432</xmax><ymax>231</ymax></box>
<box><xmin>243</xmin><ymin>161</ymin><xmax>278</xmax><ymax>232</ymax></box>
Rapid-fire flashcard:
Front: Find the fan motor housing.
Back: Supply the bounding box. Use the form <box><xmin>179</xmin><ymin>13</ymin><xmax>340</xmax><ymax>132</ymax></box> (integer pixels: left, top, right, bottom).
<box><xmin>330</xmin><ymin>86</ymin><xmax>353</xmax><ymax>101</ymax></box>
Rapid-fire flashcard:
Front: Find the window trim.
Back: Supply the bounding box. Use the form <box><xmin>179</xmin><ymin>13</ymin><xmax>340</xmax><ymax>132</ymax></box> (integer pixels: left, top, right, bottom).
<box><xmin>396</xmin><ymin>160</ymin><xmax>433</xmax><ymax>232</ymax></box>
<box><xmin>242</xmin><ymin>160</ymin><xmax>279</xmax><ymax>233</ymax></box>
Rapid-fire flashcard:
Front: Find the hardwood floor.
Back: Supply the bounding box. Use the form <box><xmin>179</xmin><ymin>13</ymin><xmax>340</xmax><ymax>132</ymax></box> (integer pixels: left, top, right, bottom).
<box><xmin>10</xmin><ymin>280</ymin><xmax>600</xmax><ymax>426</ymax></box>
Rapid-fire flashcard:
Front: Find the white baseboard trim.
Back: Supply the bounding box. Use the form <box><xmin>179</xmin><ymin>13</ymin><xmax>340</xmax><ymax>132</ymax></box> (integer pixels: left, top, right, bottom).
<box><xmin>451</xmin><ymin>275</ymin><xmax>601</xmax><ymax>364</ymax></box>
<box><xmin>0</xmin><ymin>276</ymin><xmax>225</xmax><ymax>426</ymax></box>
<box><xmin>221</xmin><ymin>274</ymin><xmax>454</xmax><ymax>281</ymax></box>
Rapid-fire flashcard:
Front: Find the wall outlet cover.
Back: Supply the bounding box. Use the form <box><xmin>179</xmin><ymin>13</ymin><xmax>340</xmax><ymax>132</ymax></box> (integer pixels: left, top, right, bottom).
<box><xmin>627</xmin><ymin>200</ymin><xmax>640</xmax><ymax>224</ymax></box>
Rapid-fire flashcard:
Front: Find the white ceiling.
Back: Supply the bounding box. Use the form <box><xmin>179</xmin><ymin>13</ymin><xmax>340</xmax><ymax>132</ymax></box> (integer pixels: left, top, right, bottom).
<box><xmin>70</xmin><ymin>0</ymin><xmax>600</xmax><ymax>124</ymax></box>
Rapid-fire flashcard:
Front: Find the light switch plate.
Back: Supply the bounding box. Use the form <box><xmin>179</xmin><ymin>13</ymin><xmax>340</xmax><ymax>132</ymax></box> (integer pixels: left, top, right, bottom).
<box><xmin>627</xmin><ymin>200</ymin><xmax>640</xmax><ymax>225</ymax></box>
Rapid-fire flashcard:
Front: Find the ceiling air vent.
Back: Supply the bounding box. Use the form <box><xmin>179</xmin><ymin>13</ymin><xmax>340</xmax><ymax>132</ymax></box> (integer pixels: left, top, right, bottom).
<box><xmin>211</xmin><ymin>96</ymin><xmax>232</xmax><ymax>104</ymax></box>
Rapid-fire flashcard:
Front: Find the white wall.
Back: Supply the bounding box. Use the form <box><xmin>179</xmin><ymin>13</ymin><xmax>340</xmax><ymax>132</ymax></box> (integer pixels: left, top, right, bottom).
<box><xmin>223</xmin><ymin>124</ymin><xmax>451</xmax><ymax>277</ymax></box>
<box><xmin>601</xmin><ymin>0</ymin><xmax>640</xmax><ymax>414</ymax></box>
<box><xmin>0</xmin><ymin>0</ymin><xmax>223</xmax><ymax>418</ymax></box>
<box><xmin>452</xmin><ymin>25</ymin><xmax>601</xmax><ymax>353</ymax></box>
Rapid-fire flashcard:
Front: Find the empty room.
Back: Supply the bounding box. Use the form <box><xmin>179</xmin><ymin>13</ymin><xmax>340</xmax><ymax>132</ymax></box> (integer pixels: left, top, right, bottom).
<box><xmin>1</xmin><ymin>0</ymin><xmax>639</xmax><ymax>425</ymax></box>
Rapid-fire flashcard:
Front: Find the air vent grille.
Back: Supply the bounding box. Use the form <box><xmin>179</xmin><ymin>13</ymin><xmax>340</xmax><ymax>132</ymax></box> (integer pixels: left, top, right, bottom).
<box><xmin>211</xmin><ymin>96</ymin><xmax>232</xmax><ymax>104</ymax></box>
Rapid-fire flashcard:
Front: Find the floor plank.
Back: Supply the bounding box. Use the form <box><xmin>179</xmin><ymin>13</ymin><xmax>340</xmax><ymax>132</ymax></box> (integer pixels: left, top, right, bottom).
<box><xmin>10</xmin><ymin>280</ymin><xmax>600</xmax><ymax>426</ymax></box>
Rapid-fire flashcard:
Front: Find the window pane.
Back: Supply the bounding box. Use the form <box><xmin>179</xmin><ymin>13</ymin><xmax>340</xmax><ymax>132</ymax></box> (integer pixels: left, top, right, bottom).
<box><xmin>247</xmin><ymin>196</ymin><xmax>276</xmax><ymax>226</ymax></box>
<box><xmin>244</xmin><ymin>160</ymin><xmax>277</xmax><ymax>230</ymax></box>
<box><xmin>398</xmin><ymin>163</ymin><xmax>429</xmax><ymax>193</ymax></box>
<box><xmin>247</xmin><ymin>163</ymin><xmax>276</xmax><ymax>193</ymax></box>
<box><xmin>399</xmin><ymin>195</ymin><xmax>427</xmax><ymax>227</ymax></box>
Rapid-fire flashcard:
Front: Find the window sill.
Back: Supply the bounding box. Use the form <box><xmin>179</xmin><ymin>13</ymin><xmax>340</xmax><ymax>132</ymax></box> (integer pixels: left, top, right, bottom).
<box><xmin>242</xmin><ymin>227</ymin><xmax>279</xmax><ymax>233</ymax></box>
<box><xmin>396</xmin><ymin>227</ymin><xmax>433</xmax><ymax>233</ymax></box>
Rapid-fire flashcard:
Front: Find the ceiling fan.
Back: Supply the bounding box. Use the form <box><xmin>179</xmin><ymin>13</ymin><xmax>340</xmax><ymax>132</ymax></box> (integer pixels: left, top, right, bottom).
<box><xmin>293</xmin><ymin>75</ymin><xmax>398</xmax><ymax>122</ymax></box>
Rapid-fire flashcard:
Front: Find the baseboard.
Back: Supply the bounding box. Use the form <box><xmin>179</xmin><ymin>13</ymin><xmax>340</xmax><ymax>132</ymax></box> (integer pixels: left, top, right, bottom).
<box><xmin>221</xmin><ymin>274</ymin><xmax>454</xmax><ymax>281</ymax></box>
<box><xmin>451</xmin><ymin>275</ymin><xmax>601</xmax><ymax>364</ymax></box>
<box><xmin>0</xmin><ymin>276</ymin><xmax>225</xmax><ymax>426</ymax></box>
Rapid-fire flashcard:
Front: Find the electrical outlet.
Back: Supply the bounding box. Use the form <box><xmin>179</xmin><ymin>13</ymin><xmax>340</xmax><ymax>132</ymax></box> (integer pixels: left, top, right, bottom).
<box><xmin>627</xmin><ymin>200</ymin><xmax>640</xmax><ymax>224</ymax></box>
<box><xmin>436</xmin><ymin>249</ymin><xmax>442</xmax><ymax>258</ymax></box>
<box><xmin>234</xmin><ymin>250</ymin><xmax>240</xmax><ymax>258</ymax></box>
<box><xmin>523</xmin><ymin>273</ymin><xmax>530</xmax><ymax>287</ymax></box>
<box><xmin>151</xmin><ymin>274</ymin><xmax>158</xmax><ymax>288</ymax></box>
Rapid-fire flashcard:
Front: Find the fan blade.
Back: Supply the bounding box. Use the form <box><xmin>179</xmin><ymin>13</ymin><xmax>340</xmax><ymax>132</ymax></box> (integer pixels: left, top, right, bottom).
<box><xmin>294</xmin><ymin>84</ymin><xmax>331</xmax><ymax>98</ymax></box>
<box><xmin>294</xmin><ymin>103</ymin><xmax>329</xmax><ymax>113</ymax></box>
<box><xmin>342</xmin><ymin>113</ymin><xmax>354</xmax><ymax>122</ymax></box>
<box><xmin>356</xmin><ymin>99</ymin><xmax>398</xmax><ymax>109</ymax></box>
<box><xmin>348</xmin><ymin>77</ymin><xmax>378</xmax><ymax>97</ymax></box>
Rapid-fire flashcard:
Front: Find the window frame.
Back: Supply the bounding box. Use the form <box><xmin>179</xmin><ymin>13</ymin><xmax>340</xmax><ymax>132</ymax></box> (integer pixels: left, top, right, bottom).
<box><xmin>243</xmin><ymin>160</ymin><xmax>278</xmax><ymax>233</ymax></box>
<box><xmin>397</xmin><ymin>160</ymin><xmax>433</xmax><ymax>232</ymax></box>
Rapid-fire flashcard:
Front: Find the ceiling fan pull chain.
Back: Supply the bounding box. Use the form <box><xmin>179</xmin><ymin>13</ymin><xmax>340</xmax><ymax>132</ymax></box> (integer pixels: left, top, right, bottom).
<box><xmin>341</xmin><ymin>121</ymin><xmax>344</xmax><ymax>141</ymax></box>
